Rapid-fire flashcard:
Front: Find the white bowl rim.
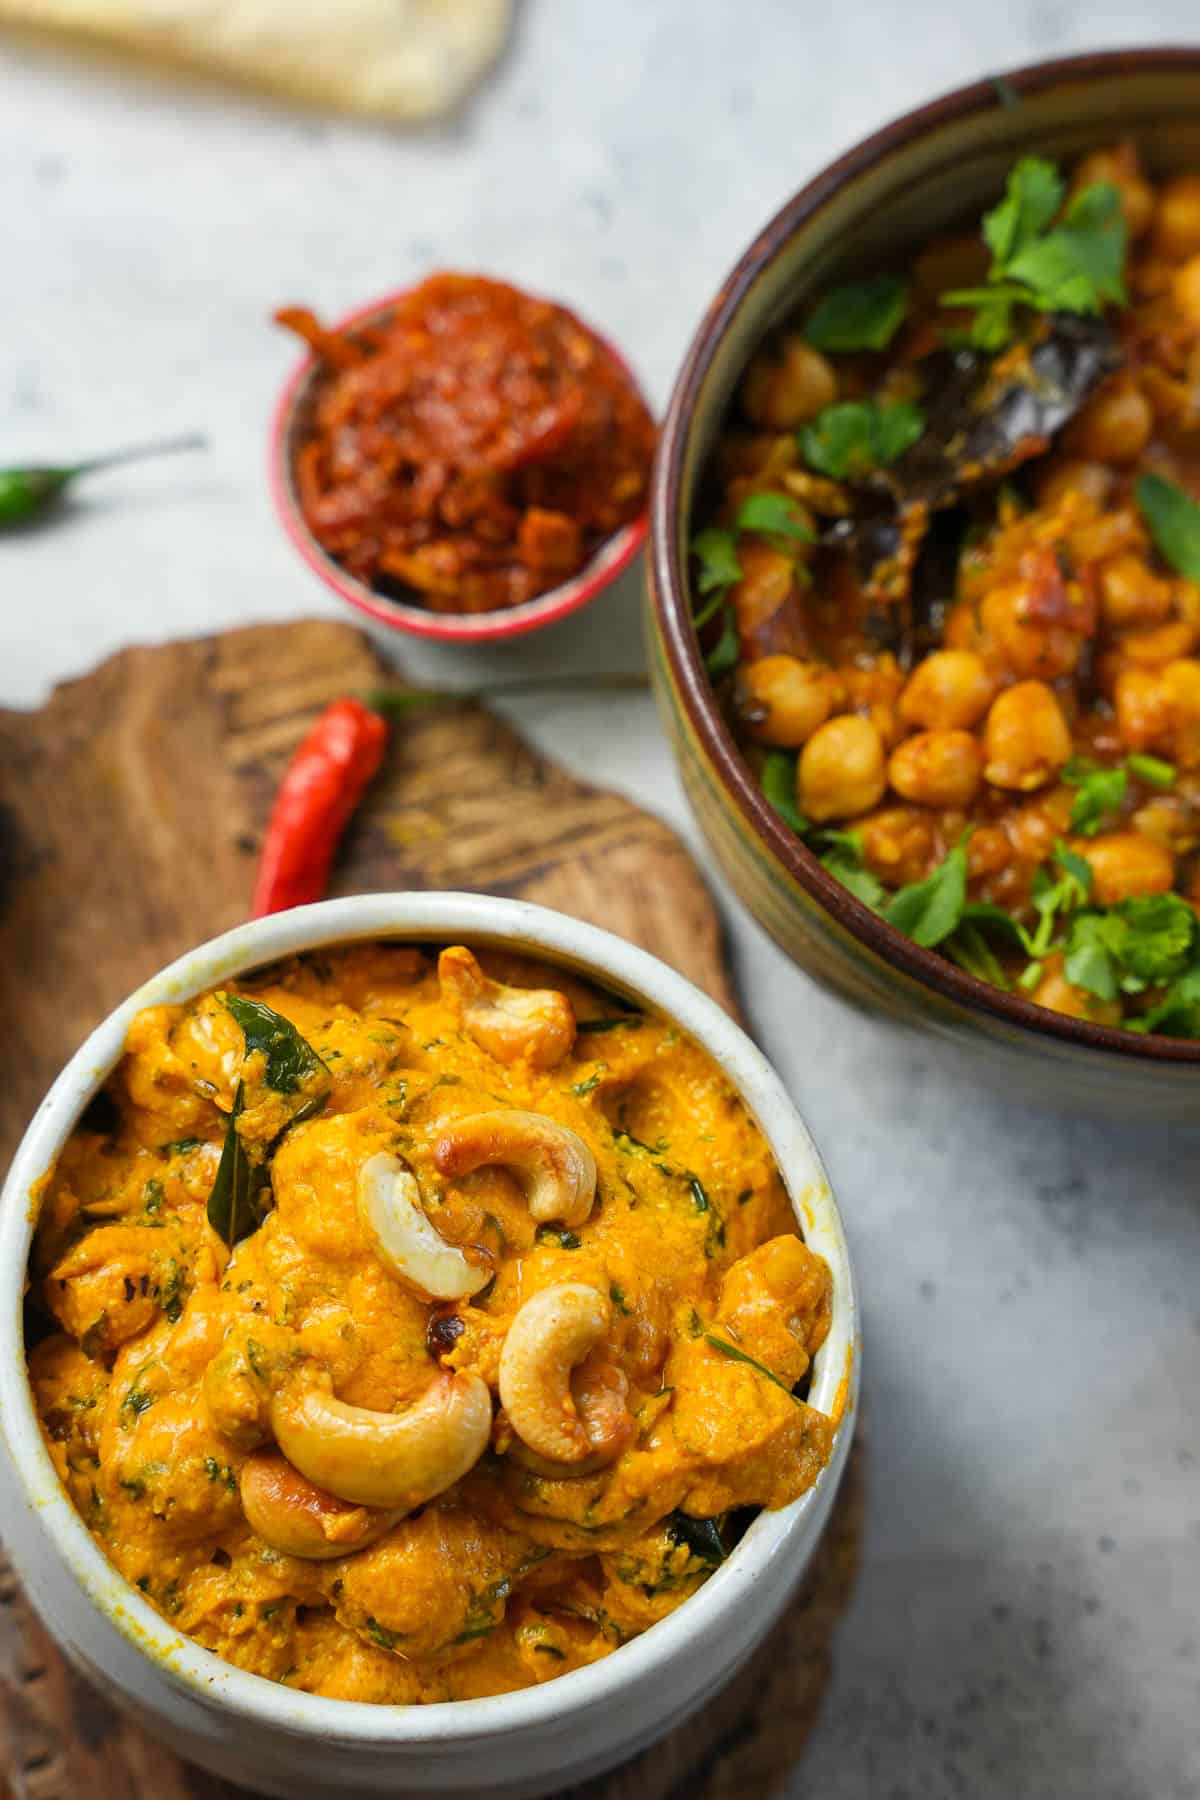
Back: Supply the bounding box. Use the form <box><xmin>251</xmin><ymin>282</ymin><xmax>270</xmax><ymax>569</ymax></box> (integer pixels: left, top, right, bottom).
<box><xmin>0</xmin><ymin>892</ymin><xmax>858</xmax><ymax>1747</ymax></box>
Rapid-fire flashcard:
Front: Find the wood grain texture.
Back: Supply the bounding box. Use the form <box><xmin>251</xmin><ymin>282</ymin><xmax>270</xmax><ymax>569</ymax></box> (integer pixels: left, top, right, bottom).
<box><xmin>0</xmin><ymin>619</ymin><xmax>861</xmax><ymax>1800</ymax></box>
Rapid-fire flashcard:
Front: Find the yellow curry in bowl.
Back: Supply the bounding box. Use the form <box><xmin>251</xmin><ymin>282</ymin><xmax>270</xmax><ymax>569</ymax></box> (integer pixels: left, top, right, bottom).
<box><xmin>28</xmin><ymin>943</ymin><xmax>834</xmax><ymax>1704</ymax></box>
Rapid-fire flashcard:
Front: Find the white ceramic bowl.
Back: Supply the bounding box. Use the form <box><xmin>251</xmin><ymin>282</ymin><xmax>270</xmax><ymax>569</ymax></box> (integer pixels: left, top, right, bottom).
<box><xmin>0</xmin><ymin>894</ymin><xmax>859</xmax><ymax>1799</ymax></box>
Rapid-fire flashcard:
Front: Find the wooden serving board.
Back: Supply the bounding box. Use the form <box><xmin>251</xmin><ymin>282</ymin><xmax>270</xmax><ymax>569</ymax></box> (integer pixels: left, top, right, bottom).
<box><xmin>0</xmin><ymin>620</ymin><xmax>862</xmax><ymax>1800</ymax></box>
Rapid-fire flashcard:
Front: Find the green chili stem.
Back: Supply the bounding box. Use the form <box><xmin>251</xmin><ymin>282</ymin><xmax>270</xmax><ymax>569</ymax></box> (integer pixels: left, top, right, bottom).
<box><xmin>70</xmin><ymin>432</ymin><xmax>208</xmax><ymax>476</ymax></box>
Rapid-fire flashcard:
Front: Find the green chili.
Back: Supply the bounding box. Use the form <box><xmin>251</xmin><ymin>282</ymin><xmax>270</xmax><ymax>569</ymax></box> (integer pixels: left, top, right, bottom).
<box><xmin>0</xmin><ymin>433</ymin><xmax>206</xmax><ymax>527</ymax></box>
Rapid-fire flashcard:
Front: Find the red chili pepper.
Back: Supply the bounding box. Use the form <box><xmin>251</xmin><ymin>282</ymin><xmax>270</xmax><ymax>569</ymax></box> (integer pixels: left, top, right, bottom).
<box><xmin>251</xmin><ymin>699</ymin><xmax>389</xmax><ymax>916</ymax></box>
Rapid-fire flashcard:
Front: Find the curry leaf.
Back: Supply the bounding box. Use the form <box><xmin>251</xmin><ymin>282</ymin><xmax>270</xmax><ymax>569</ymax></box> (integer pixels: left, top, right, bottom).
<box><xmin>1135</xmin><ymin>472</ymin><xmax>1200</xmax><ymax>580</ymax></box>
<box><xmin>804</xmin><ymin>274</ymin><xmax>909</xmax><ymax>353</ymax></box>
<box><xmin>885</xmin><ymin>841</ymin><xmax>969</xmax><ymax>947</ymax></box>
<box><xmin>704</xmin><ymin>1333</ymin><xmax>799</xmax><ymax>1402</ymax></box>
<box><xmin>223</xmin><ymin>995</ymin><xmax>329</xmax><ymax>1098</ymax></box>
<box><xmin>665</xmin><ymin>1511</ymin><xmax>727</xmax><ymax>1565</ymax></box>
<box><xmin>206</xmin><ymin>1082</ymin><xmax>273</xmax><ymax>1248</ymax></box>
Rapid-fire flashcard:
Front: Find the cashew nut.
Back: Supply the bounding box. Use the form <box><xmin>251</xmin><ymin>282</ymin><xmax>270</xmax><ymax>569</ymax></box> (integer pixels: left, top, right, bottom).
<box><xmin>240</xmin><ymin>1452</ymin><xmax>400</xmax><ymax>1561</ymax></box>
<box><xmin>358</xmin><ymin>1151</ymin><xmax>490</xmax><ymax>1301</ymax></box>
<box><xmin>434</xmin><ymin>1112</ymin><xmax>596</xmax><ymax>1229</ymax></box>
<box><xmin>499</xmin><ymin>1283</ymin><xmax>630</xmax><ymax>1467</ymax></box>
<box><xmin>438</xmin><ymin>946</ymin><xmax>576</xmax><ymax>1069</ymax></box>
<box><xmin>270</xmin><ymin>1369</ymin><xmax>492</xmax><ymax>1510</ymax></box>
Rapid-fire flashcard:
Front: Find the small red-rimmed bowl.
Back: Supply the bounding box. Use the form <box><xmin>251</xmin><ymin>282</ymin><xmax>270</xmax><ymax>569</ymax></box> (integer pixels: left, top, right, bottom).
<box><xmin>269</xmin><ymin>286</ymin><xmax>651</xmax><ymax>643</ymax></box>
<box><xmin>647</xmin><ymin>48</ymin><xmax>1200</xmax><ymax>1118</ymax></box>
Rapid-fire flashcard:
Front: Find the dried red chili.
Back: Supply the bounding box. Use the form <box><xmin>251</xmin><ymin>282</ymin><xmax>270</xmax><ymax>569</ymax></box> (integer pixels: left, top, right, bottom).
<box><xmin>251</xmin><ymin>699</ymin><xmax>388</xmax><ymax>916</ymax></box>
<box><xmin>277</xmin><ymin>274</ymin><xmax>656</xmax><ymax>614</ymax></box>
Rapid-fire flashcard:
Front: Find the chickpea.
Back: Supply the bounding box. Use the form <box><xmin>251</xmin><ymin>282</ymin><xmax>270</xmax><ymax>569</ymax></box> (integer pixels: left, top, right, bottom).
<box><xmin>898</xmin><ymin>649</ymin><xmax>994</xmax><ymax>731</ymax></box>
<box><xmin>1035</xmin><ymin>458</ymin><xmax>1115</xmax><ymax>510</ymax></box>
<box><xmin>1004</xmin><ymin>788</ymin><xmax>1075</xmax><ymax>864</ymax></box>
<box><xmin>1154</xmin><ymin>174</ymin><xmax>1200</xmax><ymax>263</ymax></box>
<box><xmin>1115</xmin><ymin>666</ymin><xmax>1171</xmax><ymax>752</ymax></box>
<box><xmin>982</xmin><ymin>681</ymin><xmax>1073</xmax><ymax>791</ymax></box>
<box><xmin>1068</xmin><ymin>508</ymin><xmax>1144</xmax><ymax>566</ymax></box>
<box><xmin>979</xmin><ymin>584</ymin><xmax>1080</xmax><ymax>681</ymax></box>
<box><xmin>1098</xmin><ymin>552</ymin><xmax>1175</xmax><ymax>629</ymax></box>
<box><xmin>1074</xmin><ymin>831</ymin><xmax>1175</xmax><ymax>906</ymax></box>
<box><xmin>1072</xmin><ymin>144</ymin><xmax>1155</xmax><ymax>240</ymax></box>
<box><xmin>799</xmin><ymin>714</ymin><xmax>887</xmax><ymax>823</ymax></box>
<box><xmin>857</xmin><ymin>807</ymin><xmax>938</xmax><ymax>888</ymax></box>
<box><xmin>1031</xmin><ymin>954</ymin><xmax>1123</xmax><ymax>1027</ymax></box>
<box><xmin>1176</xmin><ymin>580</ymin><xmax>1200</xmax><ymax>632</ymax></box>
<box><xmin>729</xmin><ymin>539</ymin><xmax>796</xmax><ymax>647</ymax></box>
<box><xmin>741</xmin><ymin>335</ymin><xmax>836</xmax><ymax>430</ymax></box>
<box><xmin>1164</xmin><ymin>658</ymin><xmax>1200</xmax><ymax>767</ymax></box>
<box><xmin>888</xmin><ymin>729</ymin><xmax>982</xmax><ymax>809</ymax></box>
<box><xmin>1118</xmin><ymin>620</ymin><xmax>1197</xmax><ymax>666</ymax></box>
<box><xmin>1063</xmin><ymin>375</ymin><xmax>1153</xmax><ymax>465</ymax></box>
<box><xmin>738</xmin><ymin>655</ymin><xmax>837</xmax><ymax>748</ymax></box>
<box><xmin>1172</xmin><ymin>254</ymin><xmax>1200</xmax><ymax>329</ymax></box>
<box><xmin>967</xmin><ymin>825</ymin><xmax>1014</xmax><ymax>880</ymax></box>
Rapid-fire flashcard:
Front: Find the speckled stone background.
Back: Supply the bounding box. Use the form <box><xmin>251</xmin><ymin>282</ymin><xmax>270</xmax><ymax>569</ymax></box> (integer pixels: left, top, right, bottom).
<box><xmin>3</xmin><ymin>5</ymin><xmax>1199</xmax><ymax>1797</ymax></box>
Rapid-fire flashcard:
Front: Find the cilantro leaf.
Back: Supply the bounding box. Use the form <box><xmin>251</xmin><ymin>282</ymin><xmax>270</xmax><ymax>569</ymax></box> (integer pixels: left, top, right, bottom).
<box><xmin>1063</xmin><ymin>914</ymin><xmax>1120</xmax><ymax>1000</ymax></box>
<box><xmin>1005</xmin><ymin>183</ymin><xmax>1126</xmax><ymax>313</ymax></box>
<box><xmin>703</xmin><ymin>611</ymin><xmax>740</xmax><ymax>679</ymax></box>
<box><xmin>814</xmin><ymin>829</ymin><xmax>886</xmax><ymax>911</ymax></box>
<box><xmin>804</xmin><ymin>274</ymin><xmax>909</xmax><ymax>353</ymax></box>
<box><xmin>760</xmin><ymin>751</ymin><xmax>809</xmax><ymax>835</ymax></box>
<box><xmin>941</xmin><ymin>156</ymin><xmax>1127</xmax><ymax>348</ymax></box>
<box><xmin>1127</xmin><ymin>752</ymin><xmax>1177</xmax><ymax>790</ymax></box>
<box><xmin>734</xmin><ymin>492</ymin><xmax>813</xmax><ymax>541</ymax></box>
<box><xmin>799</xmin><ymin>399</ymin><xmax>924</xmax><ymax>481</ymax></box>
<box><xmin>691</xmin><ymin>526</ymin><xmax>742</xmax><ymax>595</ymax></box>
<box><xmin>982</xmin><ymin>156</ymin><xmax>1064</xmax><ymax>265</ymax></box>
<box><xmin>1135</xmin><ymin>963</ymin><xmax>1200</xmax><ymax>1038</ymax></box>
<box><xmin>1028</xmin><ymin>842</ymin><xmax>1092</xmax><ymax>956</ymax></box>
<box><xmin>1062</xmin><ymin>757</ymin><xmax>1127</xmax><ymax>836</ymax></box>
<box><xmin>945</xmin><ymin>922</ymin><xmax>1010</xmax><ymax>988</ymax></box>
<box><xmin>1135</xmin><ymin>472</ymin><xmax>1200</xmax><ymax>580</ymax></box>
<box><xmin>959</xmin><ymin>900</ymin><xmax>1035</xmax><ymax>955</ymax></box>
<box><xmin>1064</xmin><ymin>892</ymin><xmax>1197</xmax><ymax>1002</ymax></box>
<box><xmin>1109</xmin><ymin>893</ymin><xmax>1197</xmax><ymax>985</ymax></box>
<box><xmin>884</xmin><ymin>840</ymin><xmax>969</xmax><ymax>947</ymax></box>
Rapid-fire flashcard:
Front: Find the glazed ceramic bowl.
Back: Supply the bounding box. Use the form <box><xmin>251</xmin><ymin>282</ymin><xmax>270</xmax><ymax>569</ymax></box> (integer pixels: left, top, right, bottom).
<box><xmin>0</xmin><ymin>893</ymin><xmax>857</xmax><ymax>1800</ymax></box>
<box><xmin>647</xmin><ymin>48</ymin><xmax>1200</xmax><ymax>1118</ymax></box>
<box><xmin>271</xmin><ymin>289</ymin><xmax>649</xmax><ymax>643</ymax></box>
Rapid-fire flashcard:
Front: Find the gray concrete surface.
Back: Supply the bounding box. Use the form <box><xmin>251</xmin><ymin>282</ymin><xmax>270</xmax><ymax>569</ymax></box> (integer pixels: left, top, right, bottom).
<box><xmin>3</xmin><ymin>4</ymin><xmax>1198</xmax><ymax>1794</ymax></box>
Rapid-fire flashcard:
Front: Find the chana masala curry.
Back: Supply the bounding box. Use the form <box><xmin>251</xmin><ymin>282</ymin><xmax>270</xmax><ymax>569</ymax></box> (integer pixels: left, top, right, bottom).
<box><xmin>279</xmin><ymin>274</ymin><xmax>655</xmax><ymax>616</ymax></box>
<box><xmin>28</xmin><ymin>944</ymin><xmax>835</xmax><ymax>1703</ymax></box>
<box><xmin>694</xmin><ymin>145</ymin><xmax>1200</xmax><ymax>1036</ymax></box>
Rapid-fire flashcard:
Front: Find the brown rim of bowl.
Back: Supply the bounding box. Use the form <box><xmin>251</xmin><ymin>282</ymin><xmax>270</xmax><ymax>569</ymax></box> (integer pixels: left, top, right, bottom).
<box><xmin>652</xmin><ymin>45</ymin><xmax>1200</xmax><ymax>1067</ymax></box>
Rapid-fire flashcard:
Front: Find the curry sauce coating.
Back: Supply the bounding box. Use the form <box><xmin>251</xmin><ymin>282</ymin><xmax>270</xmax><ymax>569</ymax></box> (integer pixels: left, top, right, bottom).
<box><xmin>28</xmin><ymin>944</ymin><xmax>834</xmax><ymax>1703</ymax></box>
